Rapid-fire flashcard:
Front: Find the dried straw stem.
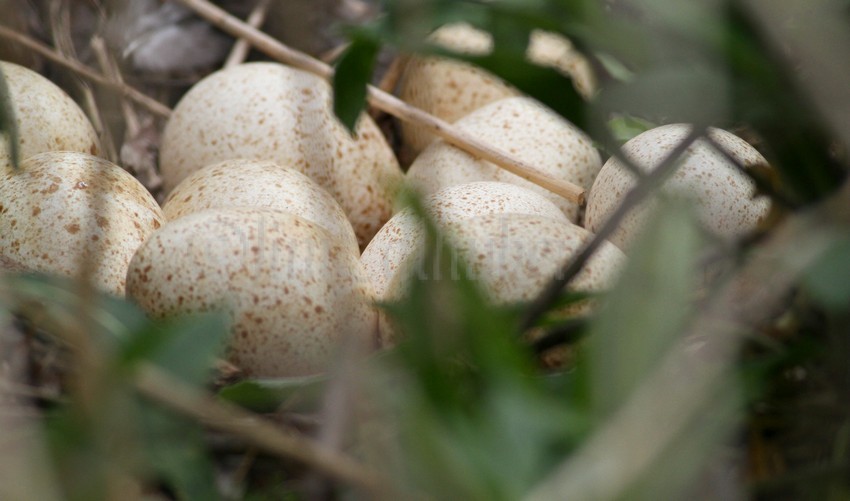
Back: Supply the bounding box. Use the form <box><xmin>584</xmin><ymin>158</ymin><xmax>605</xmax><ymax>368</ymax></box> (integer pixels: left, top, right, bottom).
<box><xmin>0</xmin><ymin>24</ymin><xmax>171</xmax><ymax>118</ymax></box>
<box><xmin>176</xmin><ymin>0</ymin><xmax>586</xmax><ymax>205</ymax></box>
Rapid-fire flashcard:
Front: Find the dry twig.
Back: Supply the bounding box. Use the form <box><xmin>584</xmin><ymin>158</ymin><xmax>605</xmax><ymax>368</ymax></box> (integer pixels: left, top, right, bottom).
<box><xmin>224</xmin><ymin>0</ymin><xmax>271</xmax><ymax>68</ymax></box>
<box><xmin>0</xmin><ymin>24</ymin><xmax>171</xmax><ymax>118</ymax></box>
<box><xmin>176</xmin><ymin>0</ymin><xmax>586</xmax><ymax>205</ymax></box>
<box><xmin>134</xmin><ymin>363</ymin><xmax>395</xmax><ymax>497</ymax></box>
<box><xmin>520</xmin><ymin>127</ymin><xmax>705</xmax><ymax>330</ymax></box>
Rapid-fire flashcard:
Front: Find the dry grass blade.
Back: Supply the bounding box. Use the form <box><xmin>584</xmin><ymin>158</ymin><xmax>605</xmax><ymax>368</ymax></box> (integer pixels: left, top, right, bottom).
<box><xmin>134</xmin><ymin>363</ymin><xmax>396</xmax><ymax>498</ymax></box>
<box><xmin>90</xmin><ymin>36</ymin><xmax>140</xmax><ymax>137</ymax></box>
<box><xmin>0</xmin><ymin>24</ymin><xmax>171</xmax><ymax>118</ymax></box>
<box><xmin>224</xmin><ymin>0</ymin><xmax>271</xmax><ymax>68</ymax></box>
<box><xmin>175</xmin><ymin>0</ymin><xmax>586</xmax><ymax>205</ymax></box>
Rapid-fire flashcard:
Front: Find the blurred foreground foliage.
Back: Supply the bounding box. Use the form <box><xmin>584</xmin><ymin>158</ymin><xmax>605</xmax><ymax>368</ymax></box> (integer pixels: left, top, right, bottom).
<box><xmin>1</xmin><ymin>0</ymin><xmax>850</xmax><ymax>499</ymax></box>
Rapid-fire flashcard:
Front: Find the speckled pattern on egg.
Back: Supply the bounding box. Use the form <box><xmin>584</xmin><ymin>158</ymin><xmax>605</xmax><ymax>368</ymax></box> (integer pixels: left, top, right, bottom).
<box><xmin>159</xmin><ymin>62</ymin><xmax>402</xmax><ymax>248</ymax></box>
<box><xmin>379</xmin><ymin>213</ymin><xmax>625</xmax><ymax>341</ymax></box>
<box><xmin>584</xmin><ymin>124</ymin><xmax>772</xmax><ymax>250</ymax></box>
<box><xmin>163</xmin><ymin>158</ymin><xmax>359</xmax><ymax>255</ymax></box>
<box><xmin>361</xmin><ymin>181</ymin><xmax>570</xmax><ymax>299</ymax></box>
<box><xmin>0</xmin><ymin>61</ymin><xmax>101</xmax><ymax>164</ymax></box>
<box><xmin>397</xmin><ymin>24</ymin><xmax>596</xmax><ymax>155</ymax></box>
<box><xmin>0</xmin><ymin>151</ymin><xmax>164</xmax><ymax>295</ymax></box>
<box><xmin>406</xmin><ymin>97</ymin><xmax>601</xmax><ymax>221</ymax></box>
<box><xmin>125</xmin><ymin>208</ymin><xmax>377</xmax><ymax>377</ymax></box>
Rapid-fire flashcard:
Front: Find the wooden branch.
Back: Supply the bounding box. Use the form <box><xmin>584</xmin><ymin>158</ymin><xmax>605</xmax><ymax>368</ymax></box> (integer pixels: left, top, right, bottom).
<box><xmin>0</xmin><ymin>24</ymin><xmax>171</xmax><ymax>119</ymax></box>
<box><xmin>134</xmin><ymin>363</ymin><xmax>395</xmax><ymax>497</ymax></box>
<box><xmin>224</xmin><ymin>0</ymin><xmax>271</xmax><ymax>68</ymax></box>
<box><xmin>176</xmin><ymin>0</ymin><xmax>586</xmax><ymax>205</ymax></box>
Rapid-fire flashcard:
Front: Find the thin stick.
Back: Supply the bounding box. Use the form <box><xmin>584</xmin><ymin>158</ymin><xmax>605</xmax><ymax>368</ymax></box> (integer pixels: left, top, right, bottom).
<box><xmin>520</xmin><ymin>128</ymin><xmax>704</xmax><ymax>330</ymax></box>
<box><xmin>134</xmin><ymin>363</ymin><xmax>394</xmax><ymax>497</ymax></box>
<box><xmin>0</xmin><ymin>24</ymin><xmax>171</xmax><ymax>118</ymax></box>
<box><xmin>176</xmin><ymin>0</ymin><xmax>586</xmax><ymax>205</ymax></box>
<box><xmin>224</xmin><ymin>0</ymin><xmax>271</xmax><ymax>68</ymax></box>
<box><xmin>91</xmin><ymin>36</ymin><xmax>141</xmax><ymax>137</ymax></box>
<box><xmin>320</xmin><ymin>42</ymin><xmax>351</xmax><ymax>64</ymax></box>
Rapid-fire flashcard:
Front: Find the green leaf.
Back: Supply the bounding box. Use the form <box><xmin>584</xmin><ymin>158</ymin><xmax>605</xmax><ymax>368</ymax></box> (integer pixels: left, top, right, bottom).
<box><xmin>462</xmin><ymin>49</ymin><xmax>588</xmax><ymax>130</ymax></box>
<box><xmin>332</xmin><ymin>34</ymin><xmax>380</xmax><ymax>134</ymax></box>
<box><xmin>0</xmin><ymin>64</ymin><xmax>20</xmax><ymax>170</ymax></box>
<box><xmin>119</xmin><ymin>311</ymin><xmax>230</xmax><ymax>385</ymax></box>
<box><xmin>218</xmin><ymin>374</ymin><xmax>328</xmax><ymax>413</ymax></box>
<box><xmin>803</xmin><ymin>235</ymin><xmax>850</xmax><ymax>310</ymax></box>
<box><xmin>607</xmin><ymin>114</ymin><xmax>657</xmax><ymax>144</ymax></box>
<box><xmin>592</xmin><ymin>64</ymin><xmax>731</xmax><ymax>128</ymax></box>
<box><xmin>136</xmin><ymin>402</ymin><xmax>221</xmax><ymax>501</ymax></box>
<box><xmin>587</xmin><ymin>197</ymin><xmax>703</xmax><ymax>419</ymax></box>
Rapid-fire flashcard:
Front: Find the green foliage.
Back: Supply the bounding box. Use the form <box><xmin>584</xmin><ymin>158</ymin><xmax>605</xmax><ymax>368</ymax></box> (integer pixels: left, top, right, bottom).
<box><xmin>803</xmin><ymin>235</ymin><xmax>850</xmax><ymax>311</ymax></box>
<box><xmin>0</xmin><ymin>274</ymin><xmax>228</xmax><ymax>501</ymax></box>
<box><xmin>587</xmin><ymin>198</ymin><xmax>703</xmax><ymax>420</ymax></box>
<box><xmin>332</xmin><ymin>32</ymin><xmax>380</xmax><ymax>133</ymax></box>
<box><xmin>373</xmin><ymin>199</ymin><xmax>590</xmax><ymax>499</ymax></box>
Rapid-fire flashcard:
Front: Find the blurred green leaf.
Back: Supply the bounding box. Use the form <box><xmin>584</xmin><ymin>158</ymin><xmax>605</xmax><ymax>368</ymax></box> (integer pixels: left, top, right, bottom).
<box><xmin>607</xmin><ymin>114</ymin><xmax>657</xmax><ymax>144</ymax></box>
<box><xmin>332</xmin><ymin>34</ymin><xmax>380</xmax><ymax>134</ymax></box>
<box><xmin>136</xmin><ymin>402</ymin><xmax>220</xmax><ymax>501</ymax></box>
<box><xmin>218</xmin><ymin>374</ymin><xmax>328</xmax><ymax>413</ymax></box>
<box><xmin>588</xmin><ymin>197</ymin><xmax>703</xmax><ymax>419</ymax></box>
<box><xmin>803</xmin><ymin>235</ymin><xmax>850</xmax><ymax>310</ymax></box>
<box><xmin>119</xmin><ymin>312</ymin><xmax>229</xmax><ymax>385</ymax></box>
<box><xmin>372</xmin><ymin>193</ymin><xmax>590</xmax><ymax>499</ymax></box>
<box><xmin>0</xmin><ymin>64</ymin><xmax>20</xmax><ymax>170</ymax></box>
<box><xmin>592</xmin><ymin>64</ymin><xmax>729</xmax><ymax>128</ymax></box>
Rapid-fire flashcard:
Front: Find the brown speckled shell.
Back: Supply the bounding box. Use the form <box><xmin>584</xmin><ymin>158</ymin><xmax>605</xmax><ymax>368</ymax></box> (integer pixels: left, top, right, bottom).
<box><xmin>584</xmin><ymin>124</ymin><xmax>772</xmax><ymax>250</ymax></box>
<box><xmin>159</xmin><ymin>63</ymin><xmax>402</xmax><ymax>248</ymax></box>
<box><xmin>379</xmin><ymin>213</ymin><xmax>625</xmax><ymax>342</ymax></box>
<box><xmin>405</xmin><ymin>97</ymin><xmax>600</xmax><ymax>221</ymax></box>
<box><xmin>125</xmin><ymin>208</ymin><xmax>377</xmax><ymax>377</ymax></box>
<box><xmin>163</xmin><ymin>158</ymin><xmax>359</xmax><ymax>255</ymax></box>
<box><xmin>361</xmin><ymin>181</ymin><xmax>569</xmax><ymax>299</ymax></box>
<box><xmin>397</xmin><ymin>24</ymin><xmax>595</xmax><ymax>154</ymax></box>
<box><xmin>0</xmin><ymin>151</ymin><xmax>164</xmax><ymax>295</ymax></box>
<box><xmin>0</xmin><ymin>61</ymin><xmax>101</xmax><ymax>165</ymax></box>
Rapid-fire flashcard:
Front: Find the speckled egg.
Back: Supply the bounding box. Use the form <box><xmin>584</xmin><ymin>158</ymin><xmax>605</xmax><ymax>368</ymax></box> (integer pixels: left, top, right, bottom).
<box><xmin>163</xmin><ymin>158</ymin><xmax>359</xmax><ymax>255</ymax></box>
<box><xmin>405</xmin><ymin>97</ymin><xmax>601</xmax><ymax>221</ymax></box>
<box><xmin>584</xmin><ymin>124</ymin><xmax>772</xmax><ymax>250</ymax></box>
<box><xmin>397</xmin><ymin>24</ymin><xmax>595</xmax><ymax>154</ymax></box>
<box><xmin>125</xmin><ymin>208</ymin><xmax>377</xmax><ymax>377</ymax></box>
<box><xmin>159</xmin><ymin>62</ymin><xmax>402</xmax><ymax>248</ymax></box>
<box><xmin>0</xmin><ymin>151</ymin><xmax>164</xmax><ymax>295</ymax></box>
<box><xmin>361</xmin><ymin>181</ymin><xmax>570</xmax><ymax>299</ymax></box>
<box><xmin>0</xmin><ymin>61</ymin><xmax>101</xmax><ymax>166</ymax></box>
<box><xmin>380</xmin><ymin>213</ymin><xmax>625</xmax><ymax>341</ymax></box>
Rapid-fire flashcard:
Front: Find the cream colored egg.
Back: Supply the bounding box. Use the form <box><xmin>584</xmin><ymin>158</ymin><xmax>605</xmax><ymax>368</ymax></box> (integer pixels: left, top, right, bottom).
<box><xmin>0</xmin><ymin>61</ymin><xmax>101</xmax><ymax>165</ymax></box>
<box><xmin>361</xmin><ymin>181</ymin><xmax>570</xmax><ymax>299</ymax></box>
<box><xmin>163</xmin><ymin>158</ymin><xmax>359</xmax><ymax>255</ymax></box>
<box><xmin>125</xmin><ymin>208</ymin><xmax>377</xmax><ymax>377</ymax></box>
<box><xmin>405</xmin><ymin>97</ymin><xmax>600</xmax><ymax>221</ymax></box>
<box><xmin>159</xmin><ymin>62</ymin><xmax>402</xmax><ymax>248</ymax></box>
<box><xmin>0</xmin><ymin>151</ymin><xmax>164</xmax><ymax>295</ymax></box>
<box><xmin>584</xmin><ymin>124</ymin><xmax>772</xmax><ymax>250</ymax></box>
<box><xmin>397</xmin><ymin>23</ymin><xmax>595</xmax><ymax>154</ymax></box>
<box><xmin>379</xmin><ymin>213</ymin><xmax>625</xmax><ymax>342</ymax></box>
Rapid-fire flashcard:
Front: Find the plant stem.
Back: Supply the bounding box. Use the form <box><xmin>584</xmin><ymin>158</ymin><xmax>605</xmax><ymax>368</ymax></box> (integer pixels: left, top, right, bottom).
<box><xmin>176</xmin><ymin>0</ymin><xmax>586</xmax><ymax>205</ymax></box>
<box><xmin>0</xmin><ymin>24</ymin><xmax>171</xmax><ymax>118</ymax></box>
<box><xmin>520</xmin><ymin>127</ymin><xmax>704</xmax><ymax>330</ymax></box>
